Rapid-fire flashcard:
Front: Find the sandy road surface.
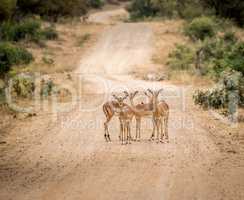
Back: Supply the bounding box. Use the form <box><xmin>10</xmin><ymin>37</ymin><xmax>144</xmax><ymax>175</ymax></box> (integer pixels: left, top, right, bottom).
<box><xmin>1</xmin><ymin>7</ymin><xmax>244</xmax><ymax>200</ymax></box>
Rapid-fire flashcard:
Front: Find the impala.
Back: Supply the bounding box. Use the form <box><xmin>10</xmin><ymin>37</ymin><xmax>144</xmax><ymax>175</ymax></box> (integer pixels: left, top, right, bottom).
<box><xmin>112</xmin><ymin>94</ymin><xmax>134</xmax><ymax>145</ymax></box>
<box><xmin>102</xmin><ymin>92</ymin><xmax>129</xmax><ymax>142</ymax></box>
<box><xmin>124</xmin><ymin>91</ymin><xmax>154</xmax><ymax>141</ymax></box>
<box><xmin>147</xmin><ymin>89</ymin><xmax>169</xmax><ymax>142</ymax></box>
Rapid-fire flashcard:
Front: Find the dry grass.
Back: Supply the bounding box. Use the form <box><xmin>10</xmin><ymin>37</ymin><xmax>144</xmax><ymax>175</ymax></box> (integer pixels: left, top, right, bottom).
<box><xmin>0</xmin><ymin>19</ymin><xmax>105</xmax><ymax>131</ymax></box>
<box><xmin>14</xmin><ymin>21</ymin><xmax>105</xmax><ymax>74</ymax></box>
<box><xmin>150</xmin><ymin>20</ymin><xmax>187</xmax><ymax>67</ymax></box>
<box><xmin>149</xmin><ymin>20</ymin><xmax>210</xmax><ymax>86</ymax></box>
<box><xmin>168</xmin><ymin>70</ymin><xmax>214</xmax><ymax>86</ymax></box>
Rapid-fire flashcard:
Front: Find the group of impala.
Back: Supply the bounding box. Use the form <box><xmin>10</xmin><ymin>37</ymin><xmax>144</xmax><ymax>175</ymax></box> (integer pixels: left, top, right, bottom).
<box><xmin>103</xmin><ymin>89</ymin><xmax>169</xmax><ymax>145</ymax></box>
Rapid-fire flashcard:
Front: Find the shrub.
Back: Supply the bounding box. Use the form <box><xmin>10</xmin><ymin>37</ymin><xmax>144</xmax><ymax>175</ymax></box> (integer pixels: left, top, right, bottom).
<box><xmin>199</xmin><ymin>38</ymin><xmax>229</xmax><ymax>77</ymax></box>
<box><xmin>201</xmin><ymin>38</ymin><xmax>244</xmax><ymax>77</ymax></box>
<box><xmin>223</xmin><ymin>31</ymin><xmax>237</xmax><ymax>43</ymax></box>
<box><xmin>88</xmin><ymin>0</ymin><xmax>104</xmax><ymax>8</ymax></box>
<box><xmin>30</xmin><ymin>0</ymin><xmax>87</xmax><ymax>20</ymax></box>
<box><xmin>42</xmin><ymin>56</ymin><xmax>54</xmax><ymax>65</ymax></box>
<box><xmin>194</xmin><ymin>87</ymin><xmax>226</xmax><ymax>109</ymax></box>
<box><xmin>194</xmin><ymin>70</ymin><xmax>244</xmax><ymax>109</ymax></box>
<box><xmin>225</xmin><ymin>43</ymin><xmax>244</xmax><ymax>75</ymax></box>
<box><xmin>15</xmin><ymin>18</ymin><xmax>41</xmax><ymax>40</ymax></box>
<box><xmin>152</xmin><ymin>0</ymin><xmax>177</xmax><ymax>18</ymax></box>
<box><xmin>0</xmin><ymin>79</ymin><xmax>5</xmax><ymax>103</ymax></box>
<box><xmin>167</xmin><ymin>44</ymin><xmax>195</xmax><ymax>70</ymax></box>
<box><xmin>76</xmin><ymin>34</ymin><xmax>91</xmax><ymax>47</ymax></box>
<box><xmin>167</xmin><ymin>32</ymin><xmax>243</xmax><ymax>79</ymax></box>
<box><xmin>40</xmin><ymin>26</ymin><xmax>58</xmax><ymax>40</ymax></box>
<box><xmin>184</xmin><ymin>16</ymin><xmax>217</xmax><ymax>41</ymax></box>
<box><xmin>14</xmin><ymin>0</ymin><xmax>89</xmax><ymax>20</ymax></box>
<box><xmin>127</xmin><ymin>0</ymin><xmax>214</xmax><ymax>20</ymax></box>
<box><xmin>0</xmin><ymin>19</ymin><xmax>58</xmax><ymax>44</ymax></box>
<box><xmin>11</xmin><ymin>73</ymin><xmax>35</xmax><ymax>98</ymax></box>
<box><xmin>40</xmin><ymin>78</ymin><xmax>54</xmax><ymax>97</ymax></box>
<box><xmin>127</xmin><ymin>0</ymin><xmax>158</xmax><ymax>19</ymax></box>
<box><xmin>0</xmin><ymin>21</ymin><xmax>16</xmax><ymax>41</ymax></box>
<box><xmin>201</xmin><ymin>0</ymin><xmax>244</xmax><ymax>27</ymax></box>
<box><xmin>0</xmin><ymin>42</ymin><xmax>33</xmax><ymax>77</ymax></box>
<box><xmin>0</xmin><ymin>0</ymin><xmax>17</xmax><ymax>21</ymax></box>
<box><xmin>0</xmin><ymin>18</ymin><xmax>41</xmax><ymax>41</ymax></box>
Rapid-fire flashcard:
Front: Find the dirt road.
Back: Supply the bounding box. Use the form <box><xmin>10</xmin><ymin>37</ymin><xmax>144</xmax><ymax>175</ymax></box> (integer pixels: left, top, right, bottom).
<box><xmin>1</xmin><ymin>7</ymin><xmax>244</xmax><ymax>200</ymax></box>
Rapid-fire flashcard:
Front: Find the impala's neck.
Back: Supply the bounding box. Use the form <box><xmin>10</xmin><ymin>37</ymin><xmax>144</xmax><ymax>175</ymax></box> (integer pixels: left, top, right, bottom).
<box><xmin>153</xmin><ymin>95</ymin><xmax>160</xmax><ymax>112</ymax></box>
<box><xmin>129</xmin><ymin>97</ymin><xmax>136</xmax><ymax>107</ymax></box>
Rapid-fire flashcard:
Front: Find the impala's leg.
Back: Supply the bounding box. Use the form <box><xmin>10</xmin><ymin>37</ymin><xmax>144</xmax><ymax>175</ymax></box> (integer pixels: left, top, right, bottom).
<box><xmin>119</xmin><ymin>118</ymin><xmax>123</xmax><ymax>141</ymax></box>
<box><xmin>125</xmin><ymin>122</ymin><xmax>129</xmax><ymax>145</ymax></box>
<box><xmin>138</xmin><ymin>118</ymin><xmax>141</xmax><ymax>141</ymax></box>
<box><xmin>150</xmin><ymin>118</ymin><xmax>156</xmax><ymax>141</ymax></box>
<box><xmin>104</xmin><ymin>122</ymin><xmax>109</xmax><ymax>142</ymax></box>
<box><xmin>160</xmin><ymin>117</ymin><xmax>165</xmax><ymax>143</ymax></box>
<box><xmin>156</xmin><ymin>119</ymin><xmax>160</xmax><ymax>143</ymax></box>
<box><xmin>128</xmin><ymin>120</ymin><xmax>133</xmax><ymax>141</ymax></box>
<box><xmin>104</xmin><ymin>116</ymin><xmax>112</xmax><ymax>142</ymax></box>
<box><xmin>165</xmin><ymin>113</ymin><xmax>169</xmax><ymax>142</ymax></box>
<box><xmin>128</xmin><ymin>122</ymin><xmax>132</xmax><ymax>144</ymax></box>
<box><xmin>135</xmin><ymin>118</ymin><xmax>138</xmax><ymax>141</ymax></box>
<box><xmin>121</xmin><ymin>123</ymin><xmax>125</xmax><ymax>145</ymax></box>
<box><xmin>135</xmin><ymin>118</ymin><xmax>141</xmax><ymax>141</ymax></box>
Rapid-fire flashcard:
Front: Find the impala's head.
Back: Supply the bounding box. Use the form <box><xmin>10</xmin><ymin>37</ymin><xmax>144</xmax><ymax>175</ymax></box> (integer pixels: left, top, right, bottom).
<box><xmin>112</xmin><ymin>92</ymin><xmax>129</xmax><ymax>107</ymax></box>
<box><xmin>145</xmin><ymin>88</ymin><xmax>164</xmax><ymax>105</ymax></box>
<box><xmin>124</xmin><ymin>91</ymin><xmax>139</xmax><ymax>101</ymax></box>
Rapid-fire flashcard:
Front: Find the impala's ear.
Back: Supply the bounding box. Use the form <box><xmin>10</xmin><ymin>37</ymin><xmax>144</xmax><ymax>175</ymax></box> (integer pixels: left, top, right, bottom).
<box><xmin>147</xmin><ymin>89</ymin><xmax>154</xmax><ymax>95</ymax></box>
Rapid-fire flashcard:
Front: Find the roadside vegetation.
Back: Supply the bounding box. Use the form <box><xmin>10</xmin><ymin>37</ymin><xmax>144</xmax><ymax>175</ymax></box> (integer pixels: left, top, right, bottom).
<box><xmin>0</xmin><ymin>0</ymin><xmax>105</xmax><ymax>106</ymax></box>
<box><xmin>128</xmin><ymin>0</ymin><xmax>244</xmax><ymax>118</ymax></box>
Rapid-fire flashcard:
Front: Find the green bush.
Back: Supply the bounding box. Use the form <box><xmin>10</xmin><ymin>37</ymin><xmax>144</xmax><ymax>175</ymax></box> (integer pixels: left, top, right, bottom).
<box><xmin>167</xmin><ymin>31</ymin><xmax>244</xmax><ymax>80</ymax></box>
<box><xmin>40</xmin><ymin>78</ymin><xmax>54</xmax><ymax>97</ymax></box>
<box><xmin>0</xmin><ymin>79</ymin><xmax>5</xmax><ymax>103</ymax></box>
<box><xmin>0</xmin><ymin>21</ymin><xmax>16</xmax><ymax>41</ymax></box>
<box><xmin>194</xmin><ymin>70</ymin><xmax>244</xmax><ymax>109</ymax></box>
<box><xmin>0</xmin><ymin>0</ymin><xmax>17</xmax><ymax>21</ymax></box>
<box><xmin>184</xmin><ymin>16</ymin><xmax>217</xmax><ymax>41</ymax></box>
<box><xmin>201</xmin><ymin>0</ymin><xmax>244</xmax><ymax>27</ymax></box>
<box><xmin>22</xmin><ymin>0</ymin><xmax>88</xmax><ymax>20</ymax></box>
<box><xmin>223</xmin><ymin>31</ymin><xmax>237</xmax><ymax>43</ymax></box>
<box><xmin>40</xmin><ymin>26</ymin><xmax>58</xmax><ymax>40</ymax></box>
<box><xmin>127</xmin><ymin>0</ymin><xmax>158</xmax><ymax>19</ymax></box>
<box><xmin>0</xmin><ymin>18</ymin><xmax>41</xmax><ymax>41</ymax></box>
<box><xmin>0</xmin><ymin>19</ymin><xmax>58</xmax><ymax>44</ymax></box>
<box><xmin>167</xmin><ymin>44</ymin><xmax>195</xmax><ymax>70</ymax></box>
<box><xmin>11</xmin><ymin>73</ymin><xmax>35</xmax><ymax>98</ymax></box>
<box><xmin>16</xmin><ymin>18</ymin><xmax>40</xmax><ymax>38</ymax></box>
<box><xmin>152</xmin><ymin>0</ymin><xmax>177</xmax><ymax>18</ymax></box>
<box><xmin>225</xmin><ymin>43</ymin><xmax>244</xmax><ymax>75</ymax></box>
<box><xmin>199</xmin><ymin>38</ymin><xmax>229</xmax><ymax>77</ymax></box>
<box><xmin>201</xmin><ymin>37</ymin><xmax>244</xmax><ymax>77</ymax></box>
<box><xmin>88</xmin><ymin>0</ymin><xmax>104</xmax><ymax>8</ymax></box>
<box><xmin>127</xmin><ymin>0</ymin><xmax>214</xmax><ymax>20</ymax></box>
<box><xmin>0</xmin><ymin>42</ymin><xmax>33</xmax><ymax>77</ymax></box>
<box><xmin>194</xmin><ymin>87</ymin><xmax>226</xmax><ymax>109</ymax></box>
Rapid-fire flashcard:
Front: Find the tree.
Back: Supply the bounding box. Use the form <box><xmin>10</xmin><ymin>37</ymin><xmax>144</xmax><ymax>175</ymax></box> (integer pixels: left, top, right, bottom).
<box><xmin>0</xmin><ymin>0</ymin><xmax>17</xmax><ymax>21</ymax></box>
<box><xmin>16</xmin><ymin>0</ymin><xmax>87</xmax><ymax>20</ymax></box>
<box><xmin>201</xmin><ymin>0</ymin><xmax>244</xmax><ymax>26</ymax></box>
